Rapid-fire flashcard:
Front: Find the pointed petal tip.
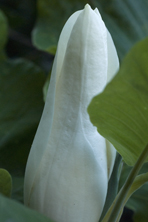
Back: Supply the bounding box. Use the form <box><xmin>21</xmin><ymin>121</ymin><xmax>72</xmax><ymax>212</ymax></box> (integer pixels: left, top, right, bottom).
<box><xmin>84</xmin><ymin>4</ymin><xmax>91</xmax><ymax>11</ymax></box>
<box><xmin>94</xmin><ymin>7</ymin><xmax>102</xmax><ymax>19</ymax></box>
<box><xmin>94</xmin><ymin>8</ymin><xmax>98</xmax><ymax>12</ymax></box>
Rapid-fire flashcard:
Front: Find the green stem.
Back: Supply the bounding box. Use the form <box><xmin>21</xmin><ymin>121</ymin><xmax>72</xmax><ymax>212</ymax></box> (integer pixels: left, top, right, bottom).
<box><xmin>106</xmin><ymin>143</ymin><xmax>148</xmax><ymax>222</ymax></box>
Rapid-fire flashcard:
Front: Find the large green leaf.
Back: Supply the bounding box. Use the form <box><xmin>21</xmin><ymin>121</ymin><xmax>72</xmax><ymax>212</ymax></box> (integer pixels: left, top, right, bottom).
<box><xmin>0</xmin><ymin>9</ymin><xmax>46</xmax><ymax>177</ymax></box>
<box><xmin>0</xmin><ymin>194</ymin><xmax>54</xmax><ymax>222</ymax></box>
<box><xmin>88</xmin><ymin>37</ymin><xmax>148</xmax><ymax>166</ymax></box>
<box><xmin>0</xmin><ymin>59</ymin><xmax>45</xmax><ymax>176</ymax></box>
<box><xmin>33</xmin><ymin>0</ymin><xmax>148</xmax><ymax>58</ymax></box>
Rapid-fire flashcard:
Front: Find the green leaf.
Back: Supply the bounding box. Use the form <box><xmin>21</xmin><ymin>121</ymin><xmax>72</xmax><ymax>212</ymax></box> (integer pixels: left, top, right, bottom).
<box><xmin>0</xmin><ymin>194</ymin><xmax>55</xmax><ymax>222</ymax></box>
<box><xmin>127</xmin><ymin>183</ymin><xmax>148</xmax><ymax>222</ymax></box>
<box><xmin>0</xmin><ymin>58</ymin><xmax>46</xmax><ymax>176</ymax></box>
<box><xmin>119</xmin><ymin>162</ymin><xmax>148</xmax><ymax>222</ymax></box>
<box><xmin>33</xmin><ymin>0</ymin><xmax>148</xmax><ymax>58</ymax></box>
<box><xmin>127</xmin><ymin>172</ymin><xmax>148</xmax><ymax>200</ymax></box>
<box><xmin>101</xmin><ymin>172</ymin><xmax>148</xmax><ymax>222</ymax></box>
<box><xmin>96</xmin><ymin>0</ymin><xmax>148</xmax><ymax>59</ymax></box>
<box><xmin>0</xmin><ymin>169</ymin><xmax>12</xmax><ymax>197</ymax></box>
<box><xmin>101</xmin><ymin>144</ymin><xmax>148</xmax><ymax>222</ymax></box>
<box><xmin>0</xmin><ymin>6</ymin><xmax>46</xmax><ymax>177</ymax></box>
<box><xmin>122</xmin><ymin>172</ymin><xmax>148</xmax><ymax>222</ymax></box>
<box><xmin>88</xmin><ymin>37</ymin><xmax>148</xmax><ymax>166</ymax></box>
<box><xmin>32</xmin><ymin>0</ymin><xmax>88</xmax><ymax>54</ymax></box>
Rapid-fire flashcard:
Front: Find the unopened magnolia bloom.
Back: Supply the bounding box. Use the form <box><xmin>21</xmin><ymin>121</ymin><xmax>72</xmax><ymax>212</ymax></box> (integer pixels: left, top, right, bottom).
<box><xmin>24</xmin><ymin>4</ymin><xmax>119</xmax><ymax>222</ymax></box>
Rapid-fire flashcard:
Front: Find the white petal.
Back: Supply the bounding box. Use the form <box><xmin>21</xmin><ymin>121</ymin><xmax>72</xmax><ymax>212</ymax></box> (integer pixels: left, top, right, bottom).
<box><xmin>24</xmin><ymin>10</ymin><xmax>81</xmax><ymax>204</ymax></box>
<box><xmin>106</xmin><ymin>31</ymin><xmax>119</xmax><ymax>83</ymax></box>
<box><xmin>55</xmin><ymin>9</ymin><xmax>82</xmax><ymax>80</ymax></box>
<box><xmin>94</xmin><ymin>8</ymin><xmax>119</xmax><ymax>83</ymax></box>
<box><xmin>94</xmin><ymin>8</ymin><xmax>119</xmax><ymax>176</ymax></box>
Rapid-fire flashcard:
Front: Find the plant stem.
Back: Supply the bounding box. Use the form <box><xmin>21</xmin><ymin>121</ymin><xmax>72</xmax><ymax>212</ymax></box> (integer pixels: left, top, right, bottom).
<box><xmin>106</xmin><ymin>143</ymin><xmax>148</xmax><ymax>222</ymax></box>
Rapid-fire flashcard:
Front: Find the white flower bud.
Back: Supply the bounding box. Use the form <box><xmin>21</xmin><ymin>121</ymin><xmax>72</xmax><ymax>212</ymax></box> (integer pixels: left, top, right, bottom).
<box><xmin>24</xmin><ymin>4</ymin><xmax>119</xmax><ymax>222</ymax></box>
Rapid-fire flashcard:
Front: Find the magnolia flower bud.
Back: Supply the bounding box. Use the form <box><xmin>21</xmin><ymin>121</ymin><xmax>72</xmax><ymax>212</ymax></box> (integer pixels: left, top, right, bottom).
<box><xmin>24</xmin><ymin>4</ymin><xmax>119</xmax><ymax>222</ymax></box>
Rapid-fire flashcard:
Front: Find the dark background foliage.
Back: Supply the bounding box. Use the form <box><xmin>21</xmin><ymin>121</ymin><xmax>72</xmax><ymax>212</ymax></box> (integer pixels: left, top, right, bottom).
<box><xmin>0</xmin><ymin>0</ymin><xmax>148</xmax><ymax>221</ymax></box>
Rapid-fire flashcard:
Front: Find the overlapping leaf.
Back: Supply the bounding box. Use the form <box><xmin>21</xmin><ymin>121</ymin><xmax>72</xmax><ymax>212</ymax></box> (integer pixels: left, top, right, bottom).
<box><xmin>0</xmin><ymin>194</ymin><xmax>54</xmax><ymax>222</ymax></box>
<box><xmin>0</xmin><ymin>7</ymin><xmax>53</xmax><ymax>222</ymax></box>
<box><xmin>0</xmin><ymin>59</ymin><xmax>45</xmax><ymax>175</ymax></box>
